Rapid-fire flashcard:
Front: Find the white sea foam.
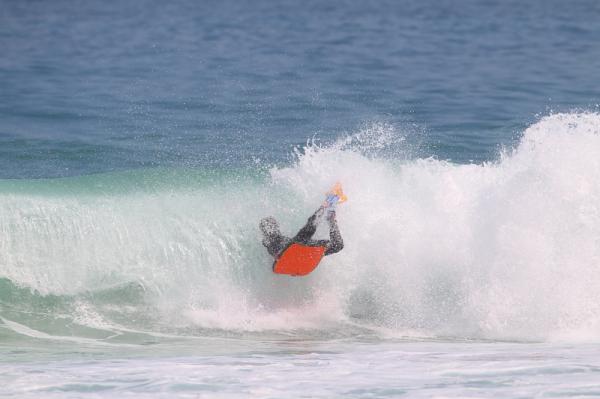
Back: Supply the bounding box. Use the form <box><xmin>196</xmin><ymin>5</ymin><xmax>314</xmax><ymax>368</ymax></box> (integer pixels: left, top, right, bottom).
<box><xmin>1</xmin><ymin>113</ymin><xmax>600</xmax><ymax>342</ymax></box>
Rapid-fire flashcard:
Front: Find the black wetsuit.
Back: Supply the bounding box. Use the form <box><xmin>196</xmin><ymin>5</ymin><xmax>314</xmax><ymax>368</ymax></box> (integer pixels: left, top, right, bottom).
<box><xmin>262</xmin><ymin>208</ymin><xmax>344</xmax><ymax>259</ymax></box>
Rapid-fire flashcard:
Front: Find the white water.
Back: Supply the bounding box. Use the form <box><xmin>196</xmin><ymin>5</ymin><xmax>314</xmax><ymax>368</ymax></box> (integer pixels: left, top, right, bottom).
<box><xmin>3</xmin><ymin>340</ymin><xmax>600</xmax><ymax>398</ymax></box>
<box><xmin>1</xmin><ymin>113</ymin><xmax>600</xmax><ymax>343</ymax></box>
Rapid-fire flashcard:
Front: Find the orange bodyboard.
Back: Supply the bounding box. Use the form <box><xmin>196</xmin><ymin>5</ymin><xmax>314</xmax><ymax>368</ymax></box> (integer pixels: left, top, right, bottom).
<box><xmin>273</xmin><ymin>243</ymin><xmax>326</xmax><ymax>276</ymax></box>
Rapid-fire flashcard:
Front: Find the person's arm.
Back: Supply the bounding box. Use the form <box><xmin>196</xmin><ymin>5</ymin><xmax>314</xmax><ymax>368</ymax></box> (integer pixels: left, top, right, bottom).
<box><xmin>324</xmin><ymin>211</ymin><xmax>344</xmax><ymax>255</ymax></box>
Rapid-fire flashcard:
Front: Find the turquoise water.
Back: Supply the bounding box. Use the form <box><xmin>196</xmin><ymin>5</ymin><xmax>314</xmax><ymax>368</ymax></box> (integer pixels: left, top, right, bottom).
<box><xmin>2</xmin><ymin>0</ymin><xmax>600</xmax><ymax>397</ymax></box>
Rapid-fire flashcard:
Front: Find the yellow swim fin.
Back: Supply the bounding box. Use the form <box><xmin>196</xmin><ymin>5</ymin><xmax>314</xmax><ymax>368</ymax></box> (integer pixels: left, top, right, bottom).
<box><xmin>324</xmin><ymin>182</ymin><xmax>348</xmax><ymax>206</ymax></box>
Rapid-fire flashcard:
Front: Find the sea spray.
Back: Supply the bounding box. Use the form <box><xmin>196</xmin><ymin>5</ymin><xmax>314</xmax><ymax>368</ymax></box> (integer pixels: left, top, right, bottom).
<box><xmin>1</xmin><ymin>113</ymin><xmax>600</xmax><ymax>342</ymax></box>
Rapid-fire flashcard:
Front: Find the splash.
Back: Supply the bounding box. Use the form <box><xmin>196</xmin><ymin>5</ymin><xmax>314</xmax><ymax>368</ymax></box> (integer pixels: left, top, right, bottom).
<box><xmin>1</xmin><ymin>114</ymin><xmax>600</xmax><ymax>342</ymax></box>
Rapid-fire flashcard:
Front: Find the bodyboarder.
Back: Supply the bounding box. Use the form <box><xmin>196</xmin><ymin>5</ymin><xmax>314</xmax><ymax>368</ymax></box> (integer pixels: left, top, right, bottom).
<box><xmin>259</xmin><ymin>183</ymin><xmax>346</xmax><ymax>276</ymax></box>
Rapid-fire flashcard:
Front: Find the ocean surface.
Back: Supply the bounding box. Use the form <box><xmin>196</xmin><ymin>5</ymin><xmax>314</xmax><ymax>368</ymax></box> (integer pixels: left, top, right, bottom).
<box><xmin>2</xmin><ymin>0</ymin><xmax>600</xmax><ymax>397</ymax></box>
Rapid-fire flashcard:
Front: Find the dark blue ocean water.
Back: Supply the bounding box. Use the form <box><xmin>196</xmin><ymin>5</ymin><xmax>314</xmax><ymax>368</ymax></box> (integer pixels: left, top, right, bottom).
<box><xmin>2</xmin><ymin>0</ymin><xmax>599</xmax><ymax>178</ymax></box>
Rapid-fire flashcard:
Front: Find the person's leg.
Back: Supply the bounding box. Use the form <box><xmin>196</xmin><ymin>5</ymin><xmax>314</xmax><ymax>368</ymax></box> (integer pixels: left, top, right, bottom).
<box><xmin>293</xmin><ymin>206</ymin><xmax>325</xmax><ymax>242</ymax></box>
<box><xmin>324</xmin><ymin>211</ymin><xmax>344</xmax><ymax>255</ymax></box>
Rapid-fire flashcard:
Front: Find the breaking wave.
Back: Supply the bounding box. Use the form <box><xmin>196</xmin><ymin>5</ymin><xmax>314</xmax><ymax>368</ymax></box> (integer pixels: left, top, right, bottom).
<box><xmin>1</xmin><ymin>113</ymin><xmax>600</xmax><ymax>343</ymax></box>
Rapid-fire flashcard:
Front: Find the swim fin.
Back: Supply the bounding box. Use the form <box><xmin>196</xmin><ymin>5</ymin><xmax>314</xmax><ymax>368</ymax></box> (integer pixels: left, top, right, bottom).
<box><xmin>323</xmin><ymin>182</ymin><xmax>347</xmax><ymax>210</ymax></box>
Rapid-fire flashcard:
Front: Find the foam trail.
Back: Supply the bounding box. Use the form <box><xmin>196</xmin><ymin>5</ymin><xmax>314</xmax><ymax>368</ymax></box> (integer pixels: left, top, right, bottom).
<box><xmin>1</xmin><ymin>113</ymin><xmax>600</xmax><ymax>342</ymax></box>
